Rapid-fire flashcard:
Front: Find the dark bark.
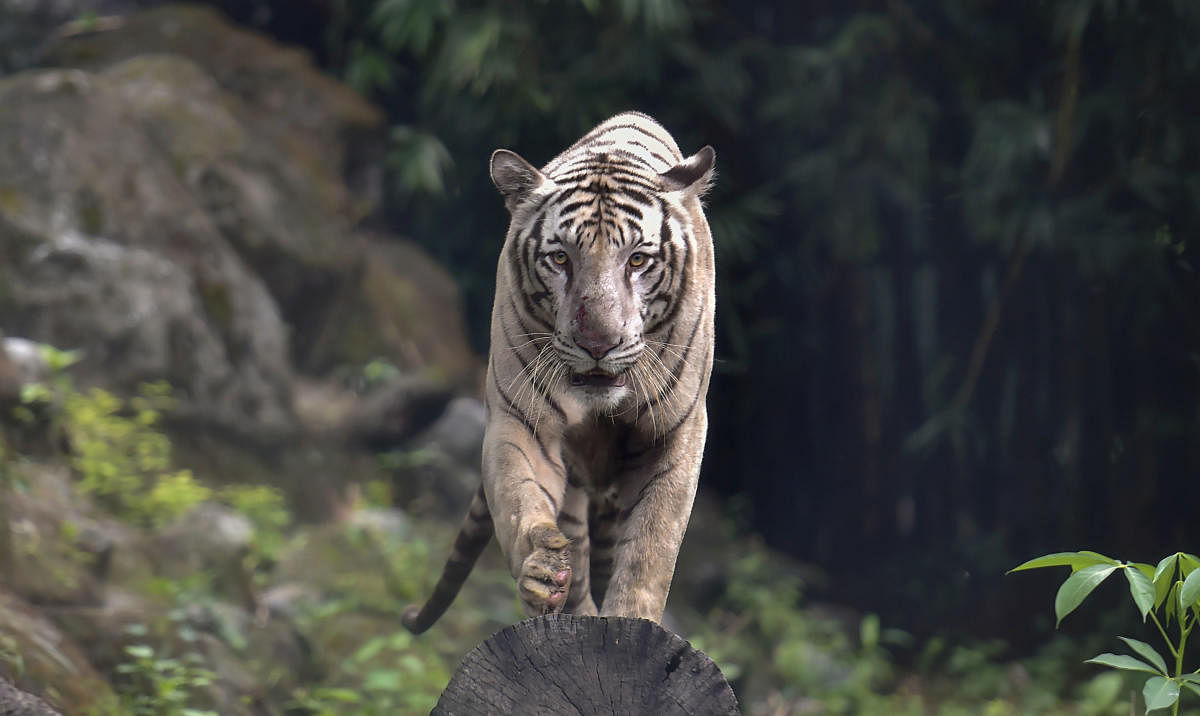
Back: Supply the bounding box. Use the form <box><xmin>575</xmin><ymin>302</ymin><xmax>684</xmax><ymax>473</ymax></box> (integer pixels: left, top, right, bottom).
<box><xmin>433</xmin><ymin>615</ymin><xmax>739</xmax><ymax>716</ymax></box>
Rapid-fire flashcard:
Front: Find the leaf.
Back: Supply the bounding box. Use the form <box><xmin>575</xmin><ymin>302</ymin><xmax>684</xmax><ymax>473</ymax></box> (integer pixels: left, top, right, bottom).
<box><xmin>1181</xmin><ymin>567</ymin><xmax>1200</xmax><ymax>609</ymax></box>
<box><xmin>1153</xmin><ymin>555</ymin><xmax>1178</xmax><ymax>608</ymax></box>
<box><xmin>1085</xmin><ymin>653</ymin><xmax>1163</xmax><ymax>676</ymax></box>
<box><xmin>1123</xmin><ymin>566</ymin><xmax>1156</xmax><ymax>621</ymax></box>
<box><xmin>1079</xmin><ymin>550</ymin><xmax>1121</xmax><ymax>563</ymax></box>
<box><xmin>1180</xmin><ymin>674</ymin><xmax>1200</xmax><ymax>685</ymax></box>
<box><xmin>1184</xmin><ymin>681</ymin><xmax>1200</xmax><ymax>699</ymax></box>
<box><xmin>1009</xmin><ymin>551</ymin><xmax>1118</xmax><ymax>574</ymax></box>
<box><xmin>1166</xmin><ymin>582</ymin><xmax>1181</xmax><ymax>625</ymax></box>
<box><xmin>1179</xmin><ymin>553</ymin><xmax>1200</xmax><ymax>575</ymax></box>
<box><xmin>1055</xmin><ymin>564</ymin><xmax>1120</xmax><ymax>626</ymax></box>
<box><xmin>1117</xmin><ymin>637</ymin><xmax>1168</xmax><ymax>675</ymax></box>
<box><xmin>1153</xmin><ymin>554</ymin><xmax>1178</xmax><ymax>584</ymax></box>
<box><xmin>124</xmin><ymin>644</ymin><xmax>154</xmax><ymax>660</ymax></box>
<box><xmin>1142</xmin><ymin>676</ymin><xmax>1180</xmax><ymax>712</ymax></box>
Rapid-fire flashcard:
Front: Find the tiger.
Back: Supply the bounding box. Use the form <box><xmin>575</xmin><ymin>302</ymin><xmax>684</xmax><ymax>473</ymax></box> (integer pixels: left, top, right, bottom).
<box><xmin>402</xmin><ymin>112</ymin><xmax>716</xmax><ymax>633</ymax></box>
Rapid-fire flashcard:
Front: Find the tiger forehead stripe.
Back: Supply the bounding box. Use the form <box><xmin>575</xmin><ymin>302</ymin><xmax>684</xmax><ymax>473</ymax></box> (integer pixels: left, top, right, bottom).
<box><xmin>544</xmin><ymin>115</ymin><xmax>683</xmax><ymax>177</ymax></box>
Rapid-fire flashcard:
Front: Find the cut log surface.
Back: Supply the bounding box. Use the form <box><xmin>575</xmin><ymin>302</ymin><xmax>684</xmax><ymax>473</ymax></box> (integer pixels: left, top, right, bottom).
<box><xmin>433</xmin><ymin>614</ymin><xmax>739</xmax><ymax>715</ymax></box>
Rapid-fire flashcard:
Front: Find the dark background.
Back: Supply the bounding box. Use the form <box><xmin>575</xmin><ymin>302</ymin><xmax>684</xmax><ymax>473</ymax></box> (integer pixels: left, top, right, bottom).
<box><xmin>187</xmin><ymin>0</ymin><xmax>1200</xmax><ymax>641</ymax></box>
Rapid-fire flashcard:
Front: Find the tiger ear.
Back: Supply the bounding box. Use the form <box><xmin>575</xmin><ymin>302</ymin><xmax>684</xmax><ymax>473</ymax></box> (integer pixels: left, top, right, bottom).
<box><xmin>491</xmin><ymin>149</ymin><xmax>546</xmax><ymax>212</ymax></box>
<box><xmin>660</xmin><ymin>145</ymin><xmax>716</xmax><ymax>196</ymax></box>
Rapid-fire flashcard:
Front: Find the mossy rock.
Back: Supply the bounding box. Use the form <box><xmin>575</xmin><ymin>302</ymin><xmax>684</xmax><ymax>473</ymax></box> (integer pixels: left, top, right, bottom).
<box><xmin>0</xmin><ymin>589</ymin><xmax>121</xmax><ymax>715</ymax></box>
<box><xmin>301</xmin><ymin>238</ymin><xmax>482</xmax><ymax>390</ymax></box>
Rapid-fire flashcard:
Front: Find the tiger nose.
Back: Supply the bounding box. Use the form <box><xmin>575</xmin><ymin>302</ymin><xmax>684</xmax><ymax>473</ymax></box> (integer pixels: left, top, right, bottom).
<box><xmin>575</xmin><ymin>334</ymin><xmax>619</xmax><ymax>360</ymax></box>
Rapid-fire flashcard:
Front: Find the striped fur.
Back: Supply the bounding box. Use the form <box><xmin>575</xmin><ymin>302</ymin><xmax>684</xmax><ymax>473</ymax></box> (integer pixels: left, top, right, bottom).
<box><xmin>403</xmin><ymin>112</ymin><xmax>715</xmax><ymax>634</ymax></box>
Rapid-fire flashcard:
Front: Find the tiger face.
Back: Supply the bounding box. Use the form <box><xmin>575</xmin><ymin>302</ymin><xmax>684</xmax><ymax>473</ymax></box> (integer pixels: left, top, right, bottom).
<box><xmin>491</xmin><ymin>138</ymin><xmax>714</xmax><ymax>414</ymax></box>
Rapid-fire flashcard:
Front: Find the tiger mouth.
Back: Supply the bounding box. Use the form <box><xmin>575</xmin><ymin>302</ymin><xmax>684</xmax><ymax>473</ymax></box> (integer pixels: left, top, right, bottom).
<box><xmin>570</xmin><ymin>370</ymin><xmax>628</xmax><ymax>388</ymax></box>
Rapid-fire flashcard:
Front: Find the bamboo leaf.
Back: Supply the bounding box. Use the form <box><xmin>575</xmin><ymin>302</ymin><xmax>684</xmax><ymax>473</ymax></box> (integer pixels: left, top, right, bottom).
<box><xmin>1055</xmin><ymin>564</ymin><xmax>1119</xmax><ymax>626</ymax></box>
<box><xmin>1116</xmin><ymin>637</ymin><xmax>1167</xmax><ymax>675</ymax></box>
<box><xmin>1142</xmin><ymin>676</ymin><xmax>1179</xmax><ymax>712</ymax></box>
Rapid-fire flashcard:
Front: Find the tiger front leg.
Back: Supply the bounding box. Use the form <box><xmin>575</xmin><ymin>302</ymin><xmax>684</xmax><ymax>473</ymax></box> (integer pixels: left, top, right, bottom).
<box><xmin>516</xmin><ymin>523</ymin><xmax>573</xmax><ymax>615</ymax></box>
<box><xmin>483</xmin><ymin>425</ymin><xmax>574</xmax><ymax>616</ymax></box>
<box><xmin>601</xmin><ymin>424</ymin><xmax>705</xmax><ymax>621</ymax></box>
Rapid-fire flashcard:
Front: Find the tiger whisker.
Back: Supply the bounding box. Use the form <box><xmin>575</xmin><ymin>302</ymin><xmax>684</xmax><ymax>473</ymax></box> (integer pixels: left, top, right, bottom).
<box><xmin>644</xmin><ymin>339</ymin><xmax>695</xmax><ymax>370</ymax></box>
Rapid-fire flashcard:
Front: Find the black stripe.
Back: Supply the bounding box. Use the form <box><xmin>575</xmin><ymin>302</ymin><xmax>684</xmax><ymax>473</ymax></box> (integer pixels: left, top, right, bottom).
<box><xmin>617</xmin><ymin>462</ymin><xmax>676</xmax><ymax>521</ymax></box>
<box><xmin>655</xmin><ymin>341</ymin><xmax>712</xmax><ymax>439</ymax></box>
<box><xmin>581</xmin><ymin>122</ymin><xmax>677</xmax><ymax>156</ymax></box>
<box><xmin>517</xmin><ymin>477</ymin><xmax>559</xmax><ymax>513</ymax></box>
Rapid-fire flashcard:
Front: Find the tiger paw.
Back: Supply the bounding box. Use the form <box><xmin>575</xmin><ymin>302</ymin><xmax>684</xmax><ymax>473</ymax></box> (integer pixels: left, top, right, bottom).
<box><xmin>518</xmin><ymin>524</ymin><xmax>572</xmax><ymax>616</ymax></box>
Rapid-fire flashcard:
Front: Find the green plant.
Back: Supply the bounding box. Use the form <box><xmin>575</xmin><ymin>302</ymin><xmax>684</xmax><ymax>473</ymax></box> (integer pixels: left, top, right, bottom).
<box><xmin>219</xmin><ymin>484</ymin><xmax>290</xmax><ymax>570</ymax></box>
<box><xmin>289</xmin><ymin>629</ymin><xmax>450</xmax><ymax>715</ymax></box>
<box><xmin>116</xmin><ymin>641</ymin><xmax>218</xmax><ymax>716</ymax></box>
<box><xmin>15</xmin><ymin>346</ymin><xmax>210</xmax><ymax>527</ymax></box>
<box><xmin>1011</xmin><ymin>550</ymin><xmax>1200</xmax><ymax>715</ymax></box>
<box><xmin>62</xmin><ymin>383</ymin><xmax>210</xmax><ymax>527</ymax></box>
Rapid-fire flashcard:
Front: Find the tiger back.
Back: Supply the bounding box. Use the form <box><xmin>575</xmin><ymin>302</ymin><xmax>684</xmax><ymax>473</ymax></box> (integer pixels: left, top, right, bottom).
<box><xmin>403</xmin><ymin>112</ymin><xmax>715</xmax><ymax>633</ymax></box>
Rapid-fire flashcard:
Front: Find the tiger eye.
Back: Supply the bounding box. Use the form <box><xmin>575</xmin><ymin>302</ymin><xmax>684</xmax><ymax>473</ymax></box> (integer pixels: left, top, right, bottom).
<box><xmin>629</xmin><ymin>252</ymin><xmax>647</xmax><ymax>268</ymax></box>
<box><xmin>552</xmin><ymin>251</ymin><xmax>569</xmax><ymax>266</ymax></box>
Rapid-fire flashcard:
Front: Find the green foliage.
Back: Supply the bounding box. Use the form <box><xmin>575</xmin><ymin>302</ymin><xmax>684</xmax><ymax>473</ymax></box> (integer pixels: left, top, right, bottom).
<box><xmin>58</xmin><ymin>384</ymin><xmax>210</xmax><ymax>527</ymax></box>
<box><xmin>218</xmin><ymin>483</ymin><xmax>290</xmax><ymax>569</ymax></box>
<box><xmin>14</xmin><ymin>345</ymin><xmax>210</xmax><ymax>527</ymax></box>
<box><xmin>289</xmin><ymin>630</ymin><xmax>450</xmax><ymax>715</ymax></box>
<box><xmin>115</xmin><ymin>640</ymin><xmax>217</xmax><ymax>716</ymax></box>
<box><xmin>685</xmin><ymin>543</ymin><xmax>912</xmax><ymax>713</ymax></box>
<box><xmin>1013</xmin><ymin>550</ymin><xmax>1200</xmax><ymax>715</ymax></box>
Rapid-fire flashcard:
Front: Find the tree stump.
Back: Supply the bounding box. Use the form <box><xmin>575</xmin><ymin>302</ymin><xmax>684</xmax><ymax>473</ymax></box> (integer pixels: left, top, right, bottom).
<box><xmin>433</xmin><ymin>614</ymin><xmax>739</xmax><ymax>715</ymax></box>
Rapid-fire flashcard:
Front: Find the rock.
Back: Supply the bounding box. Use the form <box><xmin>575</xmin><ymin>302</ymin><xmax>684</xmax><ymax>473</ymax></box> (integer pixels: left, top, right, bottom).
<box><xmin>40</xmin><ymin>587</ymin><xmax>164</xmax><ymax>677</ymax></box>
<box><xmin>0</xmin><ymin>0</ymin><xmax>144</xmax><ymax>73</ymax></box>
<box><xmin>341</xmin><ymin>376</ymin><xmax>453</xmax><ymax>451</ymax></box>
<box><xmin>348</xmin><ymin>507</ymin><xmax>411</xmax><ymax>539</ymax></box>
<box><xmin>41</xmin><ymin>7</ymin><xmax>482</xmax><ymax>383</ymax></box>
<box><xmin>0</xmin><ymin>675</ymin><xmax>63</xmax><ymax>716</ymax></box>
<box><xmin>155</xmin><ymin>503</ymin><xmax>256</xmax><ymax>608</ymax></box>
<box><xmin>413</xmin><ymin>396</ymin><xmax>486</xmax><ymax>471</ymax></box>
<box><xmin>300</xmin><ymin>239</ymin><xmax>481</xmax><ymax>387</ymax></box>
<box><xmin>0</xmin><ymin>5</ymin><xmax>481</xmax><ymax>410</ymax></box>
<box><xmin>0</xmin><ymin>65</ymin><xmax>295</xmax><ymax>439</ymax></box>
<box><xmin>0</xmin><ymin>335</ymin><xmax>47</xmax><ymax>402</ymax></box>
<box><xmin>5</xmin><ymin>462</ymin><xmax>149</xmax><ymax>607</ymax></box>
<box><xmin>176</xmin><ymin>599</ymin><xmax>317</xmax><ymax>710</ymax></box>
<box><xmin>0</xmin><ymin>588</ymin><xmax>120</xmax><ymax>714</ymax></box>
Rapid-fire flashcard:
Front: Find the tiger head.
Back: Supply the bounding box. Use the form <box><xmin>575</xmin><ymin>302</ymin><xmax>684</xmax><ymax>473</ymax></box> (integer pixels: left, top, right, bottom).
<box><xmin>490</xmin><ymin>116</ymin><xmax>714</xmax><ymax>414</ymax></box>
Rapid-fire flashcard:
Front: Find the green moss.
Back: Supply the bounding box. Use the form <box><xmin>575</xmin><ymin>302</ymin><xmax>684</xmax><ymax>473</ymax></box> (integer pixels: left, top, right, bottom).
<box><xmin>76</xmin><ymin>188</ymin><xmax>104</xmax><ymax>235</ymax></box>
<box><xmin>0</xmin><ymin>186</ymin><xmax>22</xmax><ymax>215</ymax></box>
<box><xmin>197</xmin><ymin>281</ymin><xmax>234</xmax><ymax>336</ymax></box>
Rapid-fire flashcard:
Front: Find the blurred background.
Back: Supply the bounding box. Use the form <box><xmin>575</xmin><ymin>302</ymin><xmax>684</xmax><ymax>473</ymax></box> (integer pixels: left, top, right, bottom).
<box><xmin>0</xmin><ymin>0</ymin><xmax>1198</xmax><ymax>714</ymax></box>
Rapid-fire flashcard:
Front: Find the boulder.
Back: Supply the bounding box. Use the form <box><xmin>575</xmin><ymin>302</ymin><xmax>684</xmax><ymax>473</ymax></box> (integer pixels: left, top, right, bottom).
<box><xmin>0</xmin><ymin>588</ymin><xmax>120</xmax><ymax>714</ymax></box>
<box><xmin>0</xmin><ymin>675</ymin><xmax>63</xmax><ymax>716</ymax></box>
<box><xmin>0</xmin><ymin>66</ymin><xmax>295</xmax><ymax>438</ymax></box>
<box><xmin>154</xmin><ymin>503</ymin><xmax>256</xmax><ymax>608</ymax></box>
<box><xmin>43</xmin><ymin>6</ymin><xmax>480</xmax><ymax>387</ymax></box>
<box><xmin>5</xmin><ymin>463</ymin><xmax>150</xmax><ymax>607</ymax></box>
<box><xmin>0</xmin><ymin>5</ymin><xmax>480</xmax><ymax>410</ymax></box>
